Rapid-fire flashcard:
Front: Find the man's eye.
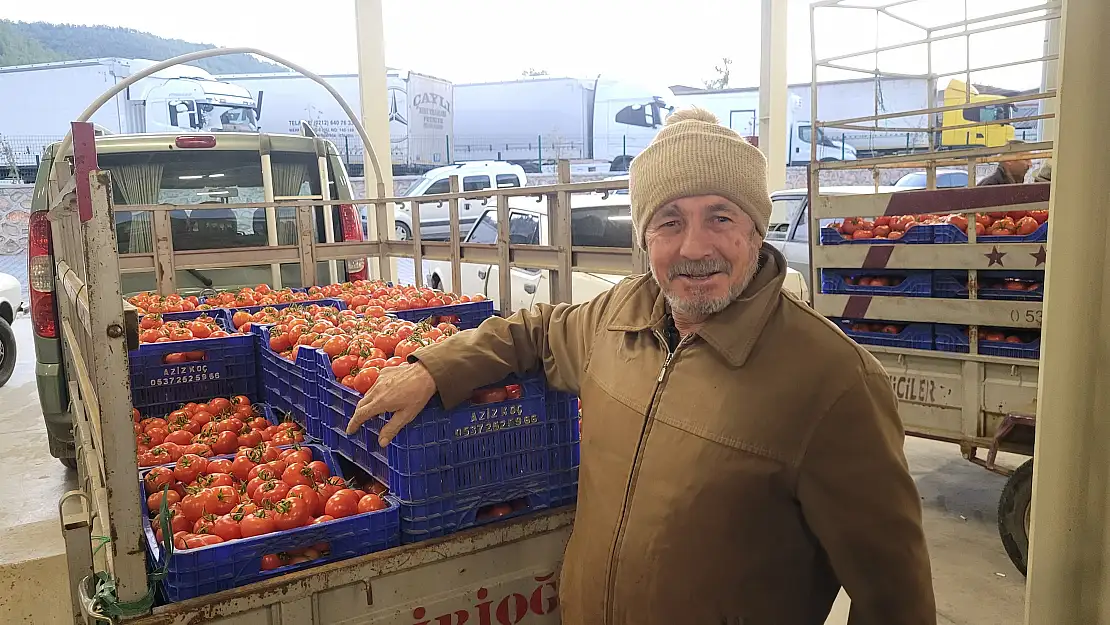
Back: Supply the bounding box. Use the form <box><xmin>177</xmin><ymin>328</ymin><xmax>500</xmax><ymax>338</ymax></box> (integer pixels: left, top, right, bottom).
<box><xmin>713</xmin><ymin>216</ymin><xmax>733</xmax><ymax>224</ymax></box>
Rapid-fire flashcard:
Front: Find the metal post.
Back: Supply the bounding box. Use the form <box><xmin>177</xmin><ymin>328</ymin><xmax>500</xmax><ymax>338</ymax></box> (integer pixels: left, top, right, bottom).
<box><xmin>1024</xmin><ymin>0</ymin><xmax>1110</xmax><ymax>622</ymax></box>
<box><xmin>759</xmin><ymin>0</ymin><xmax>788</xmax><ymax>191</ymax></box>
<box><xmin>537</xmin><ymin>136</ymin><xmax>543</xmax><ymax>172</ymax></box>
<box><xmin>550</xmin><ymin>160</ymin><xmax>574</xmax><ymax>304</ymax></box>
<box><xmin>354</xmin><ymin>0</ymin><xmax>396</xmax><ymax>281</ymax></box>
<box><xmin>448</xmin><ymin>176</ymin><xmax>463</xmax><ymax>295</ymax></box>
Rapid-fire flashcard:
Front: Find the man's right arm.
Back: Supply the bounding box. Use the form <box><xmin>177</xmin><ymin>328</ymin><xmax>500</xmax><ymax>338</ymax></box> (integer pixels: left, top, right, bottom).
<box><xmin>413</xmin><ymin>283</ymin><xmax>623</xmax><ymax>409</ymax></box>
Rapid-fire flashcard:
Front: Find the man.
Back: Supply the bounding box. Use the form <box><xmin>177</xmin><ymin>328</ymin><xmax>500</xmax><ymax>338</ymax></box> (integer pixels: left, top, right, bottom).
<box><xmin>1033</xmin><ymin>160</ymin><xmax>1053</xmax><ymax>183</ymax></box>
<box><xmin>349</xmin><ymin>108</ymin><xmax>936</xmax><ymax>624</ymax></box>
<box><xmin>977</xmin><ymin>140</ymin><xmax>1032</xmax><ymax>185</ymax></box>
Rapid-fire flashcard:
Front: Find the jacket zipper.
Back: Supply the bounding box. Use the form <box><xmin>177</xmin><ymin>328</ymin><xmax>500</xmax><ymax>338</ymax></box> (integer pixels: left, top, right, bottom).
<box><xmin>603</xmin><ymin>330</ymin><xmax>690</xmax><ymax>624</ymax></box>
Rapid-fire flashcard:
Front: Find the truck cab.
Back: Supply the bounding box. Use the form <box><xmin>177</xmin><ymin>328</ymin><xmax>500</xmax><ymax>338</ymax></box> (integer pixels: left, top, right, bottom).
<box><xmin>940</xmin><ymin>79</ymin><xmax>1016</xmax><ymax>148</ymax></box>
<box><xmin>28</xmin><ymin>131</ymin><xmax>366</xmax><ymax>465</ymax></box>
<box><xmin>423</xmin><ymin>190</ymin><xmax>808</xmax><ymax>312</ymax></box>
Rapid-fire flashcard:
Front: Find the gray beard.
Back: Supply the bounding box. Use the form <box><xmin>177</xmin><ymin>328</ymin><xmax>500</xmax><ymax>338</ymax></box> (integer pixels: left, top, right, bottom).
<box><xmin>653</xmin><ymin>243</ymin><xmax>764</xmax><ymax>318</ymax></box>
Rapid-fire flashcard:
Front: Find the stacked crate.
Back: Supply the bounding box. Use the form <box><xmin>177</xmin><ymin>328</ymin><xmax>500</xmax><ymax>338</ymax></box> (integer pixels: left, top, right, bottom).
<box><xmin>813</xmin><ymin>184</ymin><xmax>1050</xmax><ymax>360</ymax></box>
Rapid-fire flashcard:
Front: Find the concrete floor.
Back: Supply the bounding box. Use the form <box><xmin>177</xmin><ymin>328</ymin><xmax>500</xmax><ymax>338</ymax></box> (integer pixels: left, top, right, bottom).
<box><xmin>0</xmin><ymin>314</ymin><xmax>1027</xmax><ymax>624</ymax></box>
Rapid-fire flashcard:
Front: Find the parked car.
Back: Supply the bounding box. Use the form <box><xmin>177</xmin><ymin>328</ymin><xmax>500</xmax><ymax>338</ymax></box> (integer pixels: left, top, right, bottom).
<box><xmin>394</xmin><ymin>161</ymin><xmax>527</xmax><ymax>241</ymax></box>
<box><xmin>894</xmin><ymin>168</ymin><xmax>970</xmax><ymax>189</ymax></box>
<box><xmin>0</xmin><ymin>271</ymin><xmax>21</xmax><ymax>387</ymax></box>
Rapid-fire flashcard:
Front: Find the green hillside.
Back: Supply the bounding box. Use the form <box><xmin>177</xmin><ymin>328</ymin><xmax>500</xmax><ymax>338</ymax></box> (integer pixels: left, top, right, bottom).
<box><xmin>0</xmin><ymin>20</ymin><xmax>283</xmax><ymax>74</ymax></box>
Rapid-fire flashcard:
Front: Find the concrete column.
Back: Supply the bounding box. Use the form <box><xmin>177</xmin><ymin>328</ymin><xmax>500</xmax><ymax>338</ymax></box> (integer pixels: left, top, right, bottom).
<box><xmin>354</xmin><ymin>0</ymin><xmax>397</xmax><ymax>281</ymax></box>
<box><xmin>1024</xmin><ymin>0</ymin><xmax>1110</xmax><ymax>623</ymax></box>
<box><xmin>758</xmin><ymin>0</ymin><xmax>788</xmax><ymax>191</ymax></box>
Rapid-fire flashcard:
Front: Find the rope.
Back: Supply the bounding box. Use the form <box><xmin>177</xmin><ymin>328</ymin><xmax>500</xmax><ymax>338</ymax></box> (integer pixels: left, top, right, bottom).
<box><xmin>90</xmin><ymin>486</ymin><xmax>175</xmax><ymax>620</ymax></box>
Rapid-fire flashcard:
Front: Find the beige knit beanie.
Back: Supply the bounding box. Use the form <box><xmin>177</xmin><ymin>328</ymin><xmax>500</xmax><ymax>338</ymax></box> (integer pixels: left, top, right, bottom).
<box><xmin>629</xmin><ymin>107</ymin><xmax>772</xmax><ymax>249</ymax></box>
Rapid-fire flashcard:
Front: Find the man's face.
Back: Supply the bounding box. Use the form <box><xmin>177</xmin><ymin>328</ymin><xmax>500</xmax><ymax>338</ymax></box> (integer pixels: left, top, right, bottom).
<box><xmin>1004</xmin><ymin>158</ymin><xmax>1032</xmax><ymax>180</ymax></box>
<box><xmin>644</xmin><ymin>195</ymin><xmax>762</xmax><ymax>318</ymax></box>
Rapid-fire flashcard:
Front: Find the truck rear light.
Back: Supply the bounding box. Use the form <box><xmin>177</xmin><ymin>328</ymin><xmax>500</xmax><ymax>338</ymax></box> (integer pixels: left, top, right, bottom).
<box><xmin>339</xmin><ymin>204</ymin><xmax>368</xmax><ymax>280</ymax></box>
<box><xmin>175</xmin><ymin>135</ymin><xmax>217</xmax><ymax>149</ymax></box>
<box><xmin>27</xmin><ymin>210</ymin><xmax>57</xmax><ymax>338</ymax></box>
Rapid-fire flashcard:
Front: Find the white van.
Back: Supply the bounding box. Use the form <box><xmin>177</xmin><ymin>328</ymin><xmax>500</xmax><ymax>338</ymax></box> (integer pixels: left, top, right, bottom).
<box><xmin>392</xmin><ymin>161</ymin><xmax>527</xmax><ymax>241</ymax></box>
<box><xmin>423</xmin><ymin>191</ymin><xmax>809</xmax><ymax>312</ymax></box>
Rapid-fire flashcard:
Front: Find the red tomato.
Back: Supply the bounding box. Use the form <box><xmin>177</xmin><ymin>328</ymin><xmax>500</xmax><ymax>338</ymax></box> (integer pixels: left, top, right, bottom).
<box><xmin>281</xmin><ymin>447</ymin><xmax>313</xmax><ymax>465</ymax></box>
<box><xmin>357</xmin><ymin>493</ymin><xmax>388</xmax><ymax>513</ymax></box>
<box><xmin>471</xmin><ymin>387</ymin><xmax>508</xmax><ymax>405</ymax></box>
<box><xmin>273</xmin><ymin>497</ymin><xmax>312</xmax><ymax>531</ymax></box>
<box><xmin>206</xmin><ymin>458</ymin><xmax>233</xmax><ymax>475</ymax></box>
<box><xmin>307</xmin><ymin>460</ymin><xmax>330</xmax><ymax>483</ymax></box>
<box><xmin>230</xmin><ymin>455</ymin><xmax>256</xmax><ymax>482</ymax></box>
<box><xmin>254</xmin><ymin>480</ymin><xmax>291</xmax><ymax>506</ymax></box>
<box><xmin>238</xmin><ymin>430</ymin><xmax>263</xmax><ymax>448</ymax></box>
<box><xmin>179</xmin><ymin>491</ymin><xmax>213</xmax><ymax>523</ymax></box>
<box><xmin>182</xmin><ymin>443</ymin><xmax>213</xmax><ymax>458</ymax></box>
<box><xmin>173</xmin><ymin>454</ymin><xmax>208</xmax><ymax>483</ymax></box>
<box><xmin>164</xmin><ymin>429</ymin><xmax>193</xmax><ymax>446</ymax></box>
<box><xmin>352</xmin><ymin>368</ymin><xmax>380</xmax><ymax>394</ymax></box>
<box><xmin>147</xmin><ymin>489</ymin><xmax>181</xmax><ymax>512</ymax></box>
<box><xmin>311</xmin><ymin>515</ymin><xmax>335</xmax><ymax>525</ymax></box>
<box><xmin>281</xmin><ymin>462</ymin><xmax>315</xmax><ymax>487</ymax></box>
<box><xmin>212</xmin><ymin>431</ymin><xmax>239</xmax><ymax>455</ymax></box>
<box><xmin>240</xmin><ymin>511</ymin><xmax>276</xmax><ymax>538</ymax></box>
<box><xmin>287</xmin><ymin>484</ymin><xmax>323</xmax><ymax>518</ymax></box>
<box><xmin>261</xmin><ymin>553</ymin><xmax>285</xmax><ymax>571</ymax></box>
<box><xmin>324</xmin><ymin>489</ymin><xmax>361</xmax><ymax>518</ymax></box>
<box><xmin>208</xmin><ymin>486</ymin><xmax>240</xmax><ymax>516</ymax></box>
<box><xmin>212</xmin><ymin>514</ymin><xmax>242</xmax><ymax>541</ymax></box>
<box><xmin>196</xmin><ymin>473</ymin><xmax>235</xmax><ymax>489</ymax></box>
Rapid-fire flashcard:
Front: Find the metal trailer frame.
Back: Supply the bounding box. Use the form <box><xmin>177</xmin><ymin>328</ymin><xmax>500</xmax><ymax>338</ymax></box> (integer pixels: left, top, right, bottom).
<box><xmin>52</xmin><ymin>128</ymin><xmax>643</xmax><ymax>621</ymax></box>
<box><xmin>807</xmin><ymin>0</ymin><xmax>1060</xmax><ymax>575</ymax></box>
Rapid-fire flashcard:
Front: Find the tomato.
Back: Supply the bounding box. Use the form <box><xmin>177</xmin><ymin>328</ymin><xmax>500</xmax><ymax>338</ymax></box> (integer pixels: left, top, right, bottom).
<box><xmin>231</xmin><ymin>395</ymin><xmax>251</xmax><ymax>407</ymax></box>
<box><xmin>230</xmin><ymin>455</ymin><xmax>256</xmax><ymax>481</ymax></box>
<box><xmin>1028</xmin><ymin>210</ymin><xmax>1049</xmax><ymax>224</ymax></box>
<box><xmin>248</xmin><ymin>417</ymin><xmax>271</xmax><ymax>431</ymax></box>
<box><xmin>327</xmin><ymin>354</ymin><xmax>357</xmax><ymax>380</ymax></box>
<box><xmin>208</xmin><ymin>485</ymin><xmax>240</xmax><ymax>515</ymax></box>
<box><xmin>196</xmin><ymin>473</ymin><xmax>235</xmax><ymax>489</ymax></box>
<box><xmin>357</xmin><ymin>493</ymin><xmax>388</xmax><ymax>513</ymax></box>
<box><xmin>287</xmin><ymin>484</ymin><xmax>323</xmax><ymax>517</ymax></box>
<box><xmin>188</xmin><ymin>321</ymin><xmax>212</xmax><ymax>339</ymax></box>
<box><xmin>161</xmin><ymin>429</ymin><xmax>191</xmax><ymax>446</ymax></box>
<box><xmin>265</xmin><ymin>459</ymin><xmax>289</xmax><ymax>476</ymax></box>
<box><xmin>281</xmin><ymin>446</ymin><xmax>313</xmax><ymax>465</ymax></box>
<box><xmin>212</xmin><ymin>514</ymin><xmax>242</xmax><ymax>541</ymax></box>
<box><xmin>351</xmin><ymin>368</ymin><xmax>379</xmax><ymax>394</ymax></box>
<box><xmin>324</xmin><ymin>489</ymin><xmax>361</xmax><ymax>519</ymax></box>
<box><xmin>173</xmin><ymin>454</ymin><xmax>208</xmax><ymax>484</ymax></box>
<box><xmin>147</xmin><ymin>489</ymin><xmax>181</xmax><ymax>512</ymax></box>
<box><xmin>254</xmin><ymin>480</ymin><xmax>291</xmax><ymax>506</ymax></box>
<box><xmin>203</xmin><ymin>458</ymin><xmax>232</xmax><ymax>476</ymax></box>
<box><xmin>179</xmin><ymin>491</ymin><xmax>213</xmax><ymax>523</ymax></box>
<box><xmin>384</xmin><ymin>356</ymin><xmax>406</xmax><ymax>368</ymax></box>
<box><xmin>182</xmin><ymin>443</ymin><xmax>213</xmax><ymax>457</ymax></box>
<box><xmin>261</xmin><ymin>553</ymin><xmax>286</xmax><ymax>571</ymax></box>
<box><xmin>211</xmin><ymin>430</ymin><xmax>239</xmax><ymax>455</ymax></box>
<box><xmin>209</xmin><ymin>397</ymin><xmax>232</xmax><ymax>414</ymax></box>
<box><xmin>144</xmin><ymin>467</ymin><xmax>176</xmax><ymax>493</ymax></box>
<box><xmin>232</xmin><ymin>311</ymin><xmax>252</xmax><ymax>330</ymax></box>
<box><xmin>1015</xmin><ymin>216</ymin><xmax>1039</xmax><ymax>236</ymax></box>
<box><xmin>240</xmin><ymin>511</ymin><xmax>276</xmax><ymax>538</ymax></box>
<box><xmin>184</xmin><ymin>534</ymin><xmax>224</xmax><ymax>549</ymax></box>
<box><xmin>306</xmin><ymin>460</ymin><xmax>330</xmax><ymax>483</ymax></box>
<box><xmin>237</xmin><ymin>430</ymin><xmax>263</xmax><ymax>449</ymax></box>
<box><xmin>248</xmin><ymin>465</ymin><xmax>279</xmax><ymax>482</ymax></box>
<box><xmin>471</xmin><ymin>387</ymin><xmax>508</xmax><ymax>405</ymax></box>
<box><xmin>273</xmin><ymin>497</ymin><xmax>312</xmax><ymax>531</ymax></box>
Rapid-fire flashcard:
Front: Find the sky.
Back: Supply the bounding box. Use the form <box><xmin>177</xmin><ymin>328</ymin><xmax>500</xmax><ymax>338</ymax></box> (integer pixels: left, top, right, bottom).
<box><xmin>2</xmin><ymin>0</ymin><xmax>1052</xmax><ymax>91</ymax></box>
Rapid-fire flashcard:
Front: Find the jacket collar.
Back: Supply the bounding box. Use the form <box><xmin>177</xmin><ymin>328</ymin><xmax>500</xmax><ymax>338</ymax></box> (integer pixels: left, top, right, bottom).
<box><xmin>606</xmin><ymin>244</ymin><xmax>788</xmax><ymax>367</ymax></box>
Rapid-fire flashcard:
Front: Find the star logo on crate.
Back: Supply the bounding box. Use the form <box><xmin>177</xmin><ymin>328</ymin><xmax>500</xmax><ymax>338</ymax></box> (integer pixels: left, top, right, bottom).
<box><xmin>1030</xmin><ymin>245</ymin><xmax>1047</xmax><ymax>267</ymax></box>
<box><xmin>985</xmin><ymin>246</ymin><xmax>1006</xmax><ymax>267</ymax></box>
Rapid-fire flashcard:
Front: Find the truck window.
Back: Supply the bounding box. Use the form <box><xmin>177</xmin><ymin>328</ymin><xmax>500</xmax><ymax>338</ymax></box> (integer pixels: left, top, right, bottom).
<box><xmin>571</xmin><ymin>206</ymin><xmax>633</xmax><ymax>248</ymax></box>
<box><xmin>463</xmin><ymin>175</ymin><xmax>491</xmax><ymax>192</ymax></box>
<box><xmin>496</xmin><ymin>174</ymin><xmax>521</xmax><ymax>188</ymax></box>
<box><xmin>790</xmin><ymin>207</ymin><xmax>809</xmax><ymax>243</ymax></box>
<box><xmin>467</xmin><ymin>211</ymin><xmax>540</xmax><ymax>245</ymax></box>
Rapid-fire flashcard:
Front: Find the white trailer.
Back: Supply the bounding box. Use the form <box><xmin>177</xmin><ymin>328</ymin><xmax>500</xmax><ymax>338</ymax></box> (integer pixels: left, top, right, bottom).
<box><xmin>219</xmin><ymin>70</ymin><xmax>454</xmax><ymax>175</ymax></box>
<box><xmin>672</xmin><ymin>88</ymin><xmax>858</xmax><ymax>165</ymax></box>
<box><xmin>0</xmin><ymin>58</ymin><xmax>257</xmax><ymax>173</ymax></box>
<box><xmin>452</xmin><ymin>76</ymin><xmax>674</xmax><ymax>172</ymax></box>
<box><xmin>788</xmin><ymin>78</ymin><xmax>932</xmax><ymax>156</ymax></box>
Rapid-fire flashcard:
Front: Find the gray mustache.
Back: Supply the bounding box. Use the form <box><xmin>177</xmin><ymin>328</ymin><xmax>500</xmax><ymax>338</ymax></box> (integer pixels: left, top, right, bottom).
<box><xmin>667</xmin><ymin>258</ymin><xmax>732</xmax><ymax>280</ymax></box>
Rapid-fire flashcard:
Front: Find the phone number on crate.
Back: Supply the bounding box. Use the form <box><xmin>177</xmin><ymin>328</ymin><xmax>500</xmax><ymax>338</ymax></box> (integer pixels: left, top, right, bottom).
<box><xmin>149</xmin><ymin>364</ymin><xmax>224</xmax><ymax>387</ymax></box>
<box><xmin>455</xmin><ymin>414</ymin><xmax>540</xmax><ymax>439</ymax></box>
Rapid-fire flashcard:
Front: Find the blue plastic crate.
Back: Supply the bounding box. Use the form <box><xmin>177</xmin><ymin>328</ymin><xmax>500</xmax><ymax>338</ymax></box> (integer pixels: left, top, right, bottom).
<box><xmin>820</xmin><ymin>224</ymin><xmax>934</xmax><ymax>245</ymax></box>
<box><xmin>934</xmin><ymin>270</ymin><xmax>1044</xmax><ymax>301</ymax></box>
<box><xmin>833</xmin><ymin>319</ymin><xmax>934</xmax><ymax>350</ymax></box>
<box><xmin>399</xmin><ymin>469</ymin><xmax>578</xmax><ymax>544</ymax></box>
<box><xmin>933</xmin><ymin>221</ymin><xmax>1048</xmax><ymax>244</ymax></box>
<box><xmin>934</xmin><ymin>324</ymin><xmax>1039</xmax><ymax>358</ymax></box>
<box><xmin>820</xmin><ymin>269</ymin><xmax>933</xmax><ymax>297</ymax></box>
<box><xmin>139</xmin><ymin>443</ymin><xmax>400</xmax><ymax>602</ymax></box>
<box><xmin>389</xmin><ymin>299</ymin><xmax>496</xmax><ymax>330</ymax></box>
<box><xmin>252</xmin><ymin>325</ymin><xmax>320</xmax><ymax>421</ymax></box>
<box><xmin>130</xmin><ymin>319</ymin><xmax>257</xmax><ymax>419</ymax></box>
<box><xmin>315</xmin><ymin>350</ymin><xmax>579</xmax><ymax>501</ymax></box>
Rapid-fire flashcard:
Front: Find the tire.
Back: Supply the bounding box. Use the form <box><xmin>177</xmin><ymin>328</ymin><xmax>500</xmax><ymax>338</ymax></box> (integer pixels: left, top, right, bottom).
<box><xmin>60</xmin><ymin>457</ymin><xmax>78</xmax><ymax>470</ymax></box>
<box><xmin>0</xmin><ymin>317</ymin><xmax>15</xmax><ymax>388</ymax></box>
<box><xmin>430</xmin><ymin>274</ymin><xmax>443</xmax><ymax>291</ymax></box>
<box><xmin>997</xmin><ymin>458</ymin><xmax>1034</xmax><ymax>576</ymax></box>
<box><xmin>396</xmin><ymin>221</ymin><xmax>412</xmax><ymax>241</ymax></box>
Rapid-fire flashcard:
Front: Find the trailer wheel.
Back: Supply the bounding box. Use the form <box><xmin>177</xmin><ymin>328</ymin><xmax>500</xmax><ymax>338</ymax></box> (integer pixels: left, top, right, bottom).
<box><xmin>997</xmin><ymin>458</ymin><xmax>1034</xmax><ymax>576</ymax></box>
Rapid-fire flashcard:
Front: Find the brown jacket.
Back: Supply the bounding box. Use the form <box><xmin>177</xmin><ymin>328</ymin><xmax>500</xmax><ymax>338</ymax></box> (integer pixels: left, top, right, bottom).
<box><xmin>976</xmin><ymin>165</ymin><xmax>1018</xmax><ymax>186</ymax></box>
<box><xmin>414</xmin><ymin>246</ymin><xmax>935</xmax><ymax>625</ymax></box>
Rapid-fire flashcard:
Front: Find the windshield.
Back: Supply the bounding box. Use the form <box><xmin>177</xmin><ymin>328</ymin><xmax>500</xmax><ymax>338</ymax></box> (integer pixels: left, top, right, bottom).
<box><xmin>895</xmin><ymin>173</ymin><xmax>927</xmax><ymax>188</ymax></box>
<box><xmin>198</xmin><ymin>104</ymin><xmax>258</xmax><ymax>132</ymax></box>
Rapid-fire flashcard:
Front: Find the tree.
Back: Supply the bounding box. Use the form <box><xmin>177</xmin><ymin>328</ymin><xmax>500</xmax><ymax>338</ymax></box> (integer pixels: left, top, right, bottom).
<box><xmin>521</xmin><ymin>68</ymin><xmax>550</xmax><ymax>77</ymax></box>
<box><xmin>703</xmin><ymin>57</ymin><xmax>733</xmax><ymax>90</ymax></box>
